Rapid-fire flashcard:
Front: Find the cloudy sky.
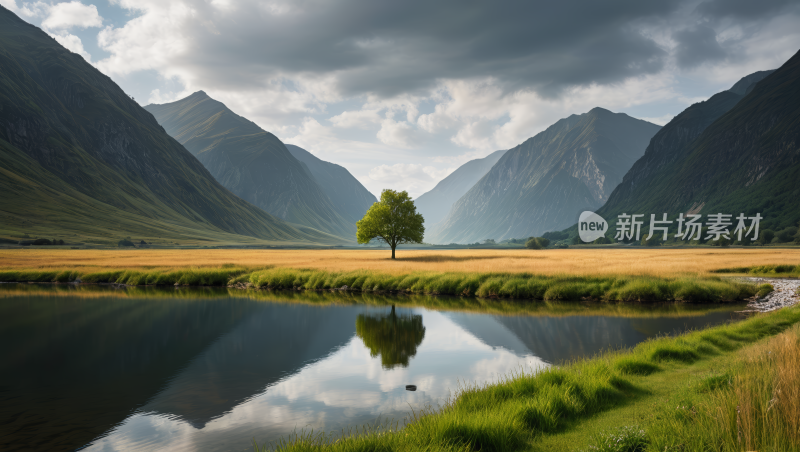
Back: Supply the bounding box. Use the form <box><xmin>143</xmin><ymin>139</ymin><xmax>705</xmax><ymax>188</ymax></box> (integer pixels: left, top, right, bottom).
<box><xmin>3</xmin><ymin>0</ymin><xmax>800</xmax><ymax>197</ymax></box>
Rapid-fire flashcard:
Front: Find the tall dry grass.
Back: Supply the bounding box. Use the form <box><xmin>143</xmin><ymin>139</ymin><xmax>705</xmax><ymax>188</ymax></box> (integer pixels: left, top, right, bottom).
<box><xmin>1</xmin><ymin>248</ymin><xmax>799</xmax><ymax>277</ymax></box>
<box><xmin>730</xmin><ymin>325</ymin><xmax>800</xmax><ymax>450</ymax></box>
<box><xmin>650</xmin><ymin>323</ymin><xmax>800</xmax><ymax>452</ymax></box>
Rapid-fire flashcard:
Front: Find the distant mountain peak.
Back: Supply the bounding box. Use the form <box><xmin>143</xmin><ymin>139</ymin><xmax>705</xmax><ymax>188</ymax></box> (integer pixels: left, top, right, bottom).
<box><xmin>588</xmin><ymin>106</ymin><xmax>613</xmax><ymax>115</ymax></box>
<box><xmin>728</xmin><ymin>69</ymin><xmax>775</xmax><ymax>96</ymax></box>
<box><xmin>428</xmin><ymin>108</ymin><xmax>661</xmax><ymax>243</ymax></box>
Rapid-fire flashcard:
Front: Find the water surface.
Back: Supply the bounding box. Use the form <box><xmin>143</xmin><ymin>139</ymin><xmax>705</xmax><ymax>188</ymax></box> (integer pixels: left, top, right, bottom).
<box><xmin>0</xmin><ymin>284</ymin><xmax>745</xmax><ymax>451</ymax></box>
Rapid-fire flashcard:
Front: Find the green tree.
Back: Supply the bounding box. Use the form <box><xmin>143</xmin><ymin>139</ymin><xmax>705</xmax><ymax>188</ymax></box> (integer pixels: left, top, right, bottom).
<box><xmin>526</xmin><ymin>237</ymin><xmax>550</xmax><ymax>249</ymax></box>
<box><xmin>357</xmin><ymin>189</ymin><xmax>424</xmax><ymax>259</ymax></box>
<box><xmin>525</xmin><ymin>237</ymin><xmax>541</xmax><ymax>249</ymax></box>
<box><xmin>759</xmin><ymin>229</ymin><xmax>775</xmax><ymax>245</ymax></box>
<box><xmin>640</xmin><ymin>236</ymin><xmax>661</xmax><ymax>246</ymax></box>
<box><xmin>356</xmin><ymin>306</ymin><xmax>426</xmax><ymax>369</ymax></box>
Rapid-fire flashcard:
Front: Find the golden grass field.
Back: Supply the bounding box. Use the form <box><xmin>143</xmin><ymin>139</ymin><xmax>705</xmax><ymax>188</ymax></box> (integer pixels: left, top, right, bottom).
<box><xmin>1</xmin><ymin>248</ymin><xmax>798</xmax><ymax>276</ymax></box>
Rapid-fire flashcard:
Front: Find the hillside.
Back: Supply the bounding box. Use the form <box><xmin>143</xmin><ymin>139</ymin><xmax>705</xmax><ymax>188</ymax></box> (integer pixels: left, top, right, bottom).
<box><xmin>415</xmin><ymin>149</ymin><xmax>507</xmax><ymax>226</ymax></box>
<box><xmin>285</xmin><ymin>144</ymin><xmax>376</xmax><ymax>225</ymax></box>
<box><xmin>0</xmin><ymin>6</ymin><xmax>337</xmax><ymax>246</ymax></box>
<box><xmin>145</xmin><ymin>92</ymin><xmax>357</xmax><ymax>241</ymax></box>
<box><xmin>428</xmin><ymin>108</ymin><xmax>660</xmax><ymax>244</ymax></box>
<box><xmin>595</xmin><ymin>59</ymin><xmax>798</xmax><ymax>234</ymax></box>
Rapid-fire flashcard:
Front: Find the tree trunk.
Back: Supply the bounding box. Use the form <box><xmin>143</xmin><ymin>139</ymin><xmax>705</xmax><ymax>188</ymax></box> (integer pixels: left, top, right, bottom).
<box><xmin>391</xmin><ymin>246</ymin><xmax>396</xmax><ymax>259</ymax></box>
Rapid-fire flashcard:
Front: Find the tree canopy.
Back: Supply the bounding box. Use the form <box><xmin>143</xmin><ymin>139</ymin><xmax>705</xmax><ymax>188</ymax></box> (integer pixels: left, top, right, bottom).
<box><xmin>525</xmin><ymin>237</ymin><xmax>550</xmax><ymax>249</ymax></box>
<box><xmin>356</xmin><ymin>189</ymin><xmax>424</xmax><ymax>259</ymax></box>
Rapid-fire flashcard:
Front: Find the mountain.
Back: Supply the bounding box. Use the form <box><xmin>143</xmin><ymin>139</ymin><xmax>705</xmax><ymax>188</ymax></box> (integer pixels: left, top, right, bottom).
<box><xmin>285</xmin><ymin>144</ymin><xmax>377</xmax><ymax>225</ymax></box>
<box><xmin>595</xmin><ymin>60</ymin><xmax>796</xmax><ymax>232</ymax></box>
<box><xmin>415</xmin><ymin>149</ymin><xmax>507</xmax><ymax>226</ymax></box>
<box><xmin>600</xmin><ymin>71</ymin><xmax>774</xmax><ymax>228</ymax></box>
<box><xmin>144</xmin><ymin>93</ymin><xmax>358</xmax><ymax>241</ymax></box>
<box><xmin>0</xmin><ymin>6</ymin><xmax>338</xmax><ymax>246</ymax></box>
<box><xmin>428</xmin><ymin>108</ymin><xmax>661</xmax><ymax>244</ymax></box>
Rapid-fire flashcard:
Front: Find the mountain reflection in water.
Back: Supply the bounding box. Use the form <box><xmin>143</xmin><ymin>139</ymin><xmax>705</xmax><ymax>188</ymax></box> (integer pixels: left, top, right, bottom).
<box><xmin>0</xmin><ymin>285</ymin><xmax>743</xmax><ymax>451</ymax></box>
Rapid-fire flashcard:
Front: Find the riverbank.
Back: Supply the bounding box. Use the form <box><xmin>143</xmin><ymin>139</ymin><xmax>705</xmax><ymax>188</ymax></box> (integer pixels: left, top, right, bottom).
<box><xmin>0</xmin><ymin>267</ymin><xmax>762</xmax><ymax>302</ymax></box>
<box><xmin>254</xmin><ymin>305</ymin><xmax>800</xmax><ymax>452</ymax></box>
<box><xmin>741</xmin><ymin>277</ymin><xmax>800</xmax><ymax>312</ymax></box>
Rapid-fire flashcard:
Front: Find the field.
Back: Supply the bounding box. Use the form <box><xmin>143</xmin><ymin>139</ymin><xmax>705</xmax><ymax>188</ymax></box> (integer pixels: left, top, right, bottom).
<box><xmin>1</xmin><ymin>248</ymin><xmax>800</xmax><ymax>276</ymax></box>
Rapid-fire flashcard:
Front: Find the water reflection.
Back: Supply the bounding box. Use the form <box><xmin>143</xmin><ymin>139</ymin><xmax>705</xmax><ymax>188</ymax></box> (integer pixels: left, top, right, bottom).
<box><xmin>0</xmin><ymin>284</ymin><xmax>745</xmax><ymax>451</ymax></box>
<box><xmin>356</xmin><ymin>305</ymin><xmax>426</xmax><ymax>369</ymax></box>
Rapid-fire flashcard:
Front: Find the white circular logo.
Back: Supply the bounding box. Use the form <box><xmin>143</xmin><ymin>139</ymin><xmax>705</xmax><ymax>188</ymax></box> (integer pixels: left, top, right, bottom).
<box><xmin>578</xmin><ymin>211</ymin><xmax>608</xmax><ymax>242</ymax></box>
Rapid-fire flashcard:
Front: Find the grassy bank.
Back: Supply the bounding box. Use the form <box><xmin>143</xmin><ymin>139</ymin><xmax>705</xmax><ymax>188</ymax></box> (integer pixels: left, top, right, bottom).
<box><xmin>253</xmin><ymin>305</ymin><xmax>800</xmax><ymax>452</ymax></box>
<box><xmin>0</xmin><ymin>266</ymin><xmax>760</xmax><ymax>302</ymax></box>
<box><xmin>713</xmin><ymin>263</ymin><xmax>800</xmax><ymax>278</ymax></box>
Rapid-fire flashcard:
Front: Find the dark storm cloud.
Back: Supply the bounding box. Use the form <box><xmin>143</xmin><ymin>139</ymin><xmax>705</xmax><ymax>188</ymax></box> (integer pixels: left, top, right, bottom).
<box><xmin>674</xmin><ymin>26</ymin><xmax>727</xmax><ymax>69</ymax></box>
<box><xmin>696</xmin><ymin>0</ymin><xmax>798</xmax><ymax>20</ymax></box>
<box><xmin>170</xmin><ymin>0</ymin><xmax>798</xmax><ymax>98</ymax></box>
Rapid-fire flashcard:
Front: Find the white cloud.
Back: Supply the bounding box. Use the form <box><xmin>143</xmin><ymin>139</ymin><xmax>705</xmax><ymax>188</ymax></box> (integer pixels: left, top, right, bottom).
<box><xmin>329</xmin><ymin>109</ymin><xmax>382</xmax><ymax>129</ymax></box>
<box><xmin>45</xmin><ymin>0</ymin><xmax>798</xmax><ymax>197</ymax></box>
<box><xmin>639</xmin><ymin>114</ymin><xmax>675</xmax><ymax>126</ymax></box>
<box><xmin>368</xmin><ymin>163</ymin><xmax>454</xmax><ymax>198</ymax></box>
<box><xmin>41</xmin><ymin>1</ymin><xmax>102</xmax><ymax>30</ymax></box>
<box><xmin>376</xmin><ymin>117</ymin><xmax>420</xmax><ymax>148</ymax></box>
<box><xmin>0</xmin><ymin>0</ymin><xmax>20</xmax><ymax>14</ymax></box>
<box><xmin>147</xmin><ymin>88</ymin><xmax>189</xmax><ymax>104</ymax></box>
<box><xmin>0</xmin><ymin>0</ymin><xmax>48</xmax><ymax>18</ymax></box>
<box><xmin>48</xmin><ymin>31</ymin><xmax>92</xmax><ymax>61</ymax></box>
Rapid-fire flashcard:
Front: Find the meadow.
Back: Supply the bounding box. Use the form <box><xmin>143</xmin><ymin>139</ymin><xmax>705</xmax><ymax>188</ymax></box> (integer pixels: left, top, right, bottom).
<box><xmin>1</xmin><ymin>248</ymin><xmax>800</xmax><ymax>276</ymax></box>
<box><xmin>2</xmin><ymin>248</ymin><xmax>795</xmax><ymax>302</ymax></box>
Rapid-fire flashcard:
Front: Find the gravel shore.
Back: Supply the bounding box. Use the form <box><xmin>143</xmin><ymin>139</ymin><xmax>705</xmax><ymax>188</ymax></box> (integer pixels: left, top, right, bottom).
<box><xmin>741</xmin><ymin>277</ymin><xmax>800</xmax><ymax>312</ymax></box>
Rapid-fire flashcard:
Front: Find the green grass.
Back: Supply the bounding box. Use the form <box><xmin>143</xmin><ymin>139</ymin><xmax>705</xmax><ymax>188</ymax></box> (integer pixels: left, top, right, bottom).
<box><xmin>250</xmin><ymin>306</ymin><xmax>800</xmax><ymax>452</ymax></box>
<box><xmin>0</xmin><ymin>267</ymin><xmax>250</xmax><ymax>286</ymax></box>
<box><xmin>713</xmin><ymin>263</ymin><xmax>800</xmax><ymax>277</ymax></box>
<box><xmin>0</xmin><ymin>267</ymin><xmax>758</xmax><ymax>302</ymax></box>
<box><xmin>233</xmin><ymin>268</ymin><xmax>757</xmax><ymax>302</ymax></box>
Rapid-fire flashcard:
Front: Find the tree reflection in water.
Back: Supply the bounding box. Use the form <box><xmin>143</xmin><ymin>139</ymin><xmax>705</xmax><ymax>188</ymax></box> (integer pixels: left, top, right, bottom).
<box><xmin>356</xmin><ymin>305</ymin><xmax>425</xmax><ymax>369</ymax></box>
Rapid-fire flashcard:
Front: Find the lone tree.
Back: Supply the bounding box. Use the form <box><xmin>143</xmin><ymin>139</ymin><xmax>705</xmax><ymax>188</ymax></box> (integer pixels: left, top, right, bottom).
<box><xmin>357</xmin><ymin>189</ymin><xmax>424</xmax><ymax>259</ymax></box>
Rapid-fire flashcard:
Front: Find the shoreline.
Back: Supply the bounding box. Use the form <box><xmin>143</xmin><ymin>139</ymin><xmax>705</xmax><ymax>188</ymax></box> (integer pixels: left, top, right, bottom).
<box><xmin>0</xmin><ymin>267</ymin><xmax>761</xmax><ymax>303</ymax></box>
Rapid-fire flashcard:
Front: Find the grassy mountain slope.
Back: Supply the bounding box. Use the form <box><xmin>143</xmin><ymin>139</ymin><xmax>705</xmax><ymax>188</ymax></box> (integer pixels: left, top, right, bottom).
<box><xmin>285</xmin><ymin>144</ymin><xmax>377</xmax><ymax>225</ymax></box>
<box><xmin>0</xmin><ymin>6</ymin><xmax>337</xmax><ymax>246</ymax></box>
<box><xmin>429</xmin><ymin>108</ymin><xmax>660</xmax><ymax>243</ymax></box>
<box><xmin>145</xmin><ymin>92</ymin><xmax>356</xmax><ymax>241</ymax></box>
<box><xmin>595</xmin><ymin>56</ymin><xmax>799</xmax><ymax>233</ymax></box>
<box><xmin>415</xmin><ymin>149</ymin><xmax>507</xmax><ymax>226</ymax></box>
